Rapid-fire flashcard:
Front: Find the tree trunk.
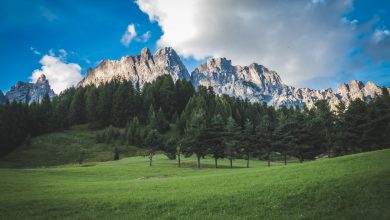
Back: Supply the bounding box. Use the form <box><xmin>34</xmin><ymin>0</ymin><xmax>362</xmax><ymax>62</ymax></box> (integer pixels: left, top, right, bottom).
<box><xmin>149</xmin><ymin>153</ymin><xmax>153</xmax><ymax>167</ymax></box>
<box><xmin>230</xmin><ymin>158</ymin><xmax>233</xmax><ymax>168</ymax></box>
<box><xmin>299</xmin><ymin>154</ymin><xmax>303</xmax><ymax>163</ymax></box>
<box><xmin>284</xmin><ymin>152</ymin><xmax>287</xmax><ymax>165</ymax></box>
<box><xmin>246</xmin><ymin>153</ymin><xmax>250</xmax><ymax>168</ymax></box>
<box><xmin>215</xmin><ymin>158</ymin><xmax>218</xmax><ymax>168</ymax></box>
<box><xmin>268</xmin><ymin>152</ymin><xmax>271</xmax><ymax>167</ymax></box>
<box><xmin>197</xmin><ymin>154</ymin><xmax>201</xmax><ymax>168</ymax></box>
<box><xmin>178</xmin><ymin>151</ymin><xmax>181</xmax><ymax>168</ymax></box>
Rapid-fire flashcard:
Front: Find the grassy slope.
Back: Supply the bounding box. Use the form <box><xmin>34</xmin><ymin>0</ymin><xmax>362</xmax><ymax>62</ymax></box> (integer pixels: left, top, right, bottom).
<box><xmin>0</xmin><ymin>125</ymin><xmax>148</xmax><ymax>168</ymax></box>
<box><xmin>0</xmin><ymin>149</ymin><xmax>389</xmax><ymax>219</ymax></box>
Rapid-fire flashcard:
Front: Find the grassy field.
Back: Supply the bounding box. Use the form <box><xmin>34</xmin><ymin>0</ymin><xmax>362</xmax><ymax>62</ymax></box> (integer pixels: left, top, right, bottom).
<box><xmin>0</xmin><ymin>125</ymin><xmax>147</xmax><ymax>168</ymax></box>
<box><xmin>0</xmin><ymin>149</ymin><xmax>389</xmax><ymax>219</ymax></box>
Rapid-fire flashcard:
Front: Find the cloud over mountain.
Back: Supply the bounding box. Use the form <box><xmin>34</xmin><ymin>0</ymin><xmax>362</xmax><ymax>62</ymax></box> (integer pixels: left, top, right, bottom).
<box><xmin>136</xmin><ymin>0</ymin><xmax>357</xmax><ymax>87</ymax></box>
<box><xmin>30</xmin><ymin>50</ymin><xmax>83</xmax><ymax>94</ymax></box>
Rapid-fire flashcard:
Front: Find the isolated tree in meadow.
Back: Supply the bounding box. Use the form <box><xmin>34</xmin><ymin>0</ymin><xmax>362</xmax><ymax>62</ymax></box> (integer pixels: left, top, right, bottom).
<box><xmin>175</xmin><ymin>143</ymin><xmax>184</xmax><ymax>167</ymax></box>
<box><xmin>206</xmin><ymin>114</ymin><xmax>227</xmax><ymax>168</ymax></box>
<box><xmin>273</xmin><ymin>111</ymin><xmax>294</xmax><ymax>165</ymax></box>
<box><xmin>181</xmin><ymin>108</ymin><xmax>207</xmax><ymax>168</ymax></box>
<box><xmin>225</xmin><ymin>116</ymin><xmax>240</xmax><ymax>168</ymax></box>
<box><xmin>240</xmin><ymin>119</ymin><xmax>255</xmax><ymax>168</ymax></box>
<box><xmin>163</xmin><ymin>137</ymin><xmax>177</xmax><ymax>160</ymax></box>
<box><xmin>258</xmin><ymin>114</ymin><xmax>274</xmax><ymax>167</ymax></box>
<box><xmin>144</xmin><ymin>129</ymin><xmax>162</xmax><ymax>166</ymax></box>
<box><xmin>114</xmin><ymin>147</ymin><xmax>120</xmax><ymax>160</ymax></box>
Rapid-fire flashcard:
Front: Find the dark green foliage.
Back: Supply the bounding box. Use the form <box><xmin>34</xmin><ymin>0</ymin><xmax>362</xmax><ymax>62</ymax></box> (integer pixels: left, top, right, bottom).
<box><xmin>111</xmin><ymin>82</ymin><xmax>133</xmax><ymax>127</ymax></box>
<box><xmin>1</xmin><ymin>72</ymin><xmax>389</xmax><ymax>162</ymax></box>
<box><xmin>114</xmin><ymin>147</ymin><xmax>120</xmax><ymax>160</ymax></box>
<box><xmin>96</xmin><ymin>125</ymin><xmax>121</xmax><ymax>144</ymax></box>
<box><xmin>68</xmin><ymin>89</ymin><xmax>86</xmax><ymax>125</ymax></box>
<box><xmin>125</xmin><ymin>117</ymin><xmax>141</xmax><ymax>146</ymax></box>
<box><xmin>156</xmin><ymin>108</ymin><xmax>170</xmax><ymax>133</ymax></box>
<box><xmin>144</xmin><ymin>129</ymin><xmax>162</xmax><ymax>166</ymax></box>
<box><xmin>85</xmin><ymin>87</ymin><xmax>99</xmax><ymax>128</ymax></box>
<box><xmin>163</xmin><ymin>138</ymin><xmax>177</xmax><ymax>160</ymax></box>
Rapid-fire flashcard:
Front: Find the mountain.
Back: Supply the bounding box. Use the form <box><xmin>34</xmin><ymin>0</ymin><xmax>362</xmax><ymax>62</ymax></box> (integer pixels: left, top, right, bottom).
<box><xmin>5</xmin><ymin>74</ymin><xmax>55</xmax><ymax>104</ymax></box>
<box><xmin>78</xmin><ymin>47</ymin><xmax>389</xmax><ymax>108</ymax></box>
<box><xmin>0</xmin><ymin>90</ymin><xmax>6</xmax><ymax>104</ymax></box>
<box><xmin>191</xmin><ymin>57</ymin><xmax>390</xmax><ymax>108</ymax></box>
<box><xmin>79</xmin><ymin>47</ymin><xmax>190</xmax><ymax>87</ymax></box>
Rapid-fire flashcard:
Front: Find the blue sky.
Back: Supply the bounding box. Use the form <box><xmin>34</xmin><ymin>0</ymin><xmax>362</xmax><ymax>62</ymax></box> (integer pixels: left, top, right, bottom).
<box><xmin>0</xmin><ymin>0</ymin><xmax>389</xmax><ymax>93</ymax></box>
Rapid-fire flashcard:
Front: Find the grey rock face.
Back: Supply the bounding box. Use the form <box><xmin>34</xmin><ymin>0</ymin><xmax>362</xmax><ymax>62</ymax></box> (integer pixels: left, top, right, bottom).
<box><xmin>77</xmin><ymin>47</ymin><xmax>389</xmax><ymax>108</ymax></box>
<box><xmin>191</xmin><ymin>58</ymin><xmax>283</xmax><ymax>103</ymax></box>
<box><xmin>79</xmin><ymin>47</ymin><xmax>190</xmax><ymax>87</ymax></box>
<box><xmin>191</xmin><ymin>57</ymin><xmax>390</xmax><ymax>108</ymax></box>
<box><xmin>5</xmin><ymin>74</ymin><xmax>56</xmax><ymax>104</ymax></box>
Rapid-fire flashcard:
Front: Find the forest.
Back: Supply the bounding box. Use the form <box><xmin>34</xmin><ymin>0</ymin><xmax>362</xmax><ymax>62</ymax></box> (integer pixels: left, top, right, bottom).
<box><xmin>1</xmin><ymin>75</ymin><xmax>389</xmax><ymax>167</ymax></box>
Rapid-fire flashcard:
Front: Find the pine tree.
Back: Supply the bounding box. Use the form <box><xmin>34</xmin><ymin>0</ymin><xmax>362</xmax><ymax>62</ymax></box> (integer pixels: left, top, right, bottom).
<box><xmin>181</xmin><ymin>108</ymin><xmax>207</xmax><ymax>168</ymax></box>
<box><xmin>85</xmin><ymin>86</ymin><xmax>99</xmax><ymax>128</ymax></box>
<box><xmin>68</xmin><ymin>89</ymin><xmax>86</xmax><ymax>125</ymax></box>
<box><xmin>111</xmin><ymin>83</ymin><xmax>133</xmax><ymax>127</ymax></box>
<box><xmin>126</xmin><ymin>117</ymin><xmax>141</xmax><ymax>146</ymax></box>
<box><xmin>206</xmin><ymin>114</ymin><xmax>227</xmax><ymax>168</ymax></box>
<box><xmin>240</xmin><ymin>119</ymin><xmax>255</xmax><ymax>168</ymax></box>
<box><xmin>156</xmin><ymin>108</ymin><xmax>170</xmax><ymax>133</ymax></box>
<box><xmin>225</xmin><ymin>116</ymin><xmax>240</xmax><ymax>168</ymax></box>
<box><xmin>144</xmin><ymin>129</ymin><xmax>162</xmax><ymax>166</ymax></box>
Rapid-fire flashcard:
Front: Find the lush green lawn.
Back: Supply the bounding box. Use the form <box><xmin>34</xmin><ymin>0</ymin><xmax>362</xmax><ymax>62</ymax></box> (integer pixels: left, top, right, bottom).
<box><xmin>0</xmin><ymin>149</ymin><xmax>389</xmax><ymax>219</ymax></box>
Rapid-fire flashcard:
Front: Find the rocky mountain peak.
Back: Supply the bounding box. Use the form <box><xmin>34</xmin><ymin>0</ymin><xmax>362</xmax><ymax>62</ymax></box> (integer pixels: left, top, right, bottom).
<box><xmin>141</xmin><ymin>47</ymin><xmax>153</xmax><ymax>60</ymax></box>
<box><xmin>36</xmin><ymin>74</ymin><xmax>49</xmax><ymax>85</ymax></box>
<box><xmin>79</xmin><ymin>47</ymin><xmax>190</xmax><ymax>87</ymax></box>
<box><xmin>5</xmin><ymin>75</ymin><xmax>55</xmax><ymax>104</ymax></box>
<box><xmin>349</xmin><ymin>80</ymin><xmax>364</xmax><ymax>92</ymax></box>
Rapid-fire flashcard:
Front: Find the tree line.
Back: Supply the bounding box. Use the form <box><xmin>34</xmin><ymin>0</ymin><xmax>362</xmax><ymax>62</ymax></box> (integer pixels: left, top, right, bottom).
<box><xmin>0</xmin><ymin>75</ymin><xmax>389</xmax><ymax>168</ymax></box>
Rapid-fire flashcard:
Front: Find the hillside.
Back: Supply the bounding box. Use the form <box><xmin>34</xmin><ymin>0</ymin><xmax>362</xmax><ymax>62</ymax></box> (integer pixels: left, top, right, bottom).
<box><xmin>0</xmin><ymin>149</ymin><xmax>389</xmax><ymax>219</ymax></box>
<box><xmin>0</xmin><ymin>125</ymin><xmax>145</xmax><ymax>168</ymax></box>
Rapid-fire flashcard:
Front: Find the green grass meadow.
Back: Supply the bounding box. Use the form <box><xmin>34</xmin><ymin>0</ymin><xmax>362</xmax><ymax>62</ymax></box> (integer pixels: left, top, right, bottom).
<box><xmin>0</xmin><ymin>149</ymin><xmax>389</xmax><ymax>219</ymax></box>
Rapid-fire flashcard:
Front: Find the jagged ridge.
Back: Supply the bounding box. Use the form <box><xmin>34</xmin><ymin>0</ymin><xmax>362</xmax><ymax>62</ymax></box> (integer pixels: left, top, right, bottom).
<box><xmin>4</xmin><ymin>74</ymin><xmax>55</xmax><ymax>104</ymax></box>
<box><xmin>79</xmin><ymin>47</ymin><xmax>190</xmax><ymax>87</ymax></box>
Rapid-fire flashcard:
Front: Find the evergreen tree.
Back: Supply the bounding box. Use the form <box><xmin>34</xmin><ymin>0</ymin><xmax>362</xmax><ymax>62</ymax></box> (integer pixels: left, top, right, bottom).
<box><xmin>156</xmin><ymin>108</ymin><xmax>170</xmax><ymax>133</ymax></box>
<box><xmin>85</xmin><ymin>87</ymin><xmax>99</xmax><ymax>128</ymax></box>
<box><xmin>68</xmin><ymin>89</ymin><xmax>86</xmax><ymax>125</ymax></box>
<box><xmin>225</xmin><ymin>116</ymin><xmax>240</xmax><ymax>168</ymax></box>
<box><xmin>144</xmin><ymin>129</ymin><xmax>162</xmax><ymax>166</ymax></box>
<box><xmin>239</xmin><ymin>119</ymin><xmax>255</xmax><ymax>168</ymax></box>
<box><xmin>181</xmin><ymin>108</ymin><xmax>207</xmax><ymax>168</ymax></box>
<box><xmin>126</xmin><ymin>117</ymin><xmax>141</xmax><ymax>146</ymax></box>
<box><xmin>112</xmin><ymin>83</ymin><xmax>133</xmax><ymax>127</ymax></box>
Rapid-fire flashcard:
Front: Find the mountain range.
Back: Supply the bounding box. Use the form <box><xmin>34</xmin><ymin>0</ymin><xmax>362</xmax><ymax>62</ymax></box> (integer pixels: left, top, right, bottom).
<box><xmin>2</xmin><ymin>47</ymin><xmax>389</xmax><ymax>108</ymax></box>
<box><xmin>1</xmin><ymin>74</ymin><xmax>55</xmax><ymax>104</ymax></box>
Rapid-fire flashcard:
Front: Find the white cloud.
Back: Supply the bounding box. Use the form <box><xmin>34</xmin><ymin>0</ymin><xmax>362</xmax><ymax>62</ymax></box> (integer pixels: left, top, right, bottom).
<box><xmin>30</xmin><ymin>47</ymin><xmax>41</xmax><ymax>55</ymax></box>
<box><xmin>136</xmin><ymin>0</ymin><xmax>356</xmax><ymax>87</ymax></box>
<box><xmin>30</xmin><ymin>50</ymin><xmax>83</xmax><ymax>94</ymax></box>
<box><xmin>137</xmin><ymin>31</ymin><xmax>152</xmax><ymax>42</ymax></box>
<box><xmin>121</xmin><ymin>23</ymin><xmax>137</xmax><ymax>47</ymax></box>
<box><xmin>341</xmin><ymin>17</ymin><xmax>358</xmax><ymax>29</ymax></box>
<box><xmin>372</xmin><ymin>28</ymin><xmax>390</xmax><ymax>44</ymax></box>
